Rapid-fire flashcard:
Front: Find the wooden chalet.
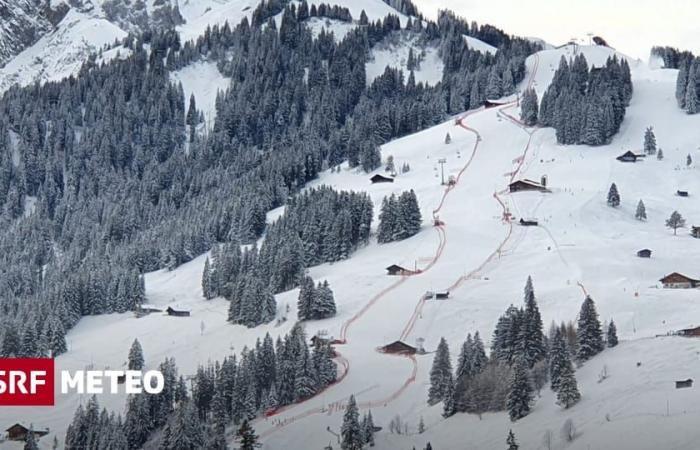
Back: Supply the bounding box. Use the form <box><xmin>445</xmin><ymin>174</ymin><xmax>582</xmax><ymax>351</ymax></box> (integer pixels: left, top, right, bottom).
<box><xmin>483</xmin><ymin>99</ymin><xmax>509</xmax><ymax>109</ymax></box>
<box><xmin>678</xmin><ymin>326</ymin><xmax>700</xmax><ymax>337</ymax></box>
<box><xmin>692</xmin><ymin>226</ymin><xmax>700</xmax><ymax>238</ymax></box>
<box><xmin>616</xmin><ymin>150</ymin><xmax>644</xmax><ymax>163</ymax></box>
<box><xmin>380</xmin><ymin>340</ymin><xmax>417</xmax><ymax>355</ymax></box>
<box><xmin>659</xmin><ymin>272</ymin><xmax>700</xmax><ymax>289</ymax></box>
<box><xmin>5</xmin><ymin>424</ymin><xmax>49</xmax><ymax>441</ymax></box>
<box><xmin>423</xmin><ymin>291</ymin><xmax>450</xmax><ymax>300</ymax></box>
<box><xmin>636</xmin><ymin>249</ymin><xmax>652</xmax><ymax>258</ymax></box>
<box><xmin>370</xmin><ymin>174</ymin><xmax>394</xmax><ymax>184</ymax></box>
<box><xmin>386</xmin><ymin>264</ymin><xmax>414</xmax><ymax>276</ymax></box>
<box><xmin>677</xmin><ymin>190</ymin><xmax>689</xmax><ymax>197</ymax></box>
<box><xmin>135</xmin><ymin>304</ymin><xmax>162</xmax><ymax>318</ymax></box>
<box><xmin>676</xmin><ymin>379</ymin><xmax>693</xmax><ymax>389</ymax></box>
<box><xmin>166</xmin><ymin>306</ymin><xmax>191</xmax><ymax>317</ymax></box>
<box><xmin>509</xmin><ymin>179</ymin><xmax>548</xmax><ymax>193</ymax></box>
<box><xmin>519</xmin><ymin>218</ymin><xmax>538</xmax><ymax>226</ymax></box>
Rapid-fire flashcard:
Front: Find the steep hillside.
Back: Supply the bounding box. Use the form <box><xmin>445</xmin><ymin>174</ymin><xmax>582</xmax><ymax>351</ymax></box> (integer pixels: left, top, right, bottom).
<box><xmin>0</xmin><ymin>0</ymin><xmax>417</xmax><ymax>94</ymax></box>
<box><xmin>4</xmin><ymin>40</ymin><xmax>700</xmax><ymax>449</ymax></box>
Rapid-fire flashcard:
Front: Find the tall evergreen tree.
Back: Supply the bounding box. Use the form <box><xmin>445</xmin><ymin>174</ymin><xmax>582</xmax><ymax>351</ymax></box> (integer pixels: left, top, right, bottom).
<box><xmin>237</xmin><ymin>420</ymin><xmax>260</xmax><ymax>450</ymax></box>
<box><xmin>128</xmin><ymin>339</ymin><xmax>144</xmax><ymax>370</ymax></box>
<box><xmin>556</xmin><ymin>362</ymin><xmax>581</xmax><ymax>409</ymax></box>
<box><xmin>507</xmin><ymin>359</ymin><xmax>533</xmax><ymax>421</ymax></box>
<box><xmin>576</xmin><ymin>296</ymin><xmax>604</xmax><ymax>362</ymax></box>
<box><xmin>607</xmin><ymin>319</ymin><xmax>619</xmax><ymax>347</ymax></box>
<box><xmin>428</xmin><ymin>337</ymin><xmax>453</xmax><ymax>404</ymax></box>
<box><xmin>643</xmin><ymin>127</ymin><xmax>657</xmax><ymax>155</ymax></box>
<box><xmin>341</xmin><ymin>395</ymin><xmax>363</xmax><ymax>450</ymax></box>
<box><xmin>520</xmin><ymin>88</ymin><xmax>539</xmax><ymax>126</ymax></box>
<box><xmin>519</xmin><ymin>276</ymin><xmax>545</xmax><ymax>367</ymax></box>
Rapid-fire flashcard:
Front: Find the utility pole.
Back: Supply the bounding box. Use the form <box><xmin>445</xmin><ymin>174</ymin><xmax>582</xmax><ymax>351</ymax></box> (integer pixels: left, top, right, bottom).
<box><xmin>438</xmin><ymin>158</ymin><xmax>447</xmax><ymax>185</ymax></box>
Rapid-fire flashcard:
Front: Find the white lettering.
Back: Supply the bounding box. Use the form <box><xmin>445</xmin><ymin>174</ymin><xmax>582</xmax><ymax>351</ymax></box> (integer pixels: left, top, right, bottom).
<box><xmin>125</xmin><ymin>371</ymin><xmax>142</xmax><ymax>394</ymax></box>
<box><xmin>143</xmin><ymin>371</ymin><xmax>164</xmax><ymax>394</ymax></box>
<box><xmin>62</xmin><ymin>370</ymin><xmax>84</xmax><ymax>394</ymax></box>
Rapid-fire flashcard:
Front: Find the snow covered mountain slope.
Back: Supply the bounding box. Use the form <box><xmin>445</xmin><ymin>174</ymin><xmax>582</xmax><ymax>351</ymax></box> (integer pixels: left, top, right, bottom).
<box><xmin>0</xmin><ymin>0</ymin><xmax>65</xmax><ymax>68</ymax></box>
<box><xmin>0</xmin><ymin>7</ymin><xmax>126</xmax><ymax>93</ymax></box>
<box><xmin>4</xmin><ymin>41</ymin><xmax>700</xmax><ymax>449</ymax></box>
<box><xmin>0</xmin><ymin>0</ymin><xmax>415</xmax><ymax>94</ymax></box>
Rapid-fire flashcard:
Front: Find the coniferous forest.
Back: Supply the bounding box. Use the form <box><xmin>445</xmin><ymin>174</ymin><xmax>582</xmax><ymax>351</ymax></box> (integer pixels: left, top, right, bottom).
<box><xmin>0</xmin><ymin>0</ymin><xmax>540</xmax><ymax>358</ymax></box>
<box><xmin>538</xmin><ymin>53</ymin><xmax>632</xmax><ymax>145</ymax></box>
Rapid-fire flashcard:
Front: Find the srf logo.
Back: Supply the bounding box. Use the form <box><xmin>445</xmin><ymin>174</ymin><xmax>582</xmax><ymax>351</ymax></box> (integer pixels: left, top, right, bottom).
<box><xmin>0</xmin><ymin>358</ymin><xmax>54</xmax><ymax>406</ymax></box>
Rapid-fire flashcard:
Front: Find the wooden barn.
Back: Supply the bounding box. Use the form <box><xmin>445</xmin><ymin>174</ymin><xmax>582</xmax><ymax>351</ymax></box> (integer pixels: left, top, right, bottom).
<box><xmin>423</xmin><ymin>291</ymin><xmax>450</xmax><ymax>300</ymax></box>
<box><xmin>519</xmin><ymin>218</ymin><xmax>538</xmax><ymax>226</ymax></box>
<box><xmin>386</xmin><ymin>264</ymin><xmax>415</xmax><ymax>276</ymax></box>
<box><xmin>380</xmin><ymin>340</ymin><xmax>417</xmax><ymax>355</ymax></box>
<box><xmin>616</xmin><ymin>150</ymin><xmax>644</xmax><ymax>163</ymax></box>
<box><xmin>483</xmin><ymin>99</ymin><xmax>509</xmax><ymax>109</ymax></box>
<box><xmin>636</xmin><ymin>249</ymin><xmax>652</xmax><ymax>258</ymax></box>
<box><xmin>508</xmin><ymin>179</ymin><xmax>548</xmax><ymax>193</ymax></box>
<box><xmin>166</xmin><ymin>306</ymin><xmax>191</xmax><ymax>317</ymax></box>
<box><xmin>659</xmin><ymin>272</ymin><xmax>700</xmax><ymax>289</ymax></box>
<box><xmin>5</xmin><ymin>424</ymin><xmax>49</xmax><ymax>441</ymax></box>
<box><xmin>677</xmin><ymin>190</ymin><xmax>689</xmax><ymax>197</ymax></box>
<box><xmin>691</xmin><ymin>226</ymin><xmax>700</xmax><ymax>238</ymax></box>
<box><xmin>135</xmin><ymin>304</ymin><xmax>162</xmax><ymax>318</ymax></box>
<box><xmin>678</xmin><ymin>326</ymin><xmax>700</xmax><ymax>337</ymax></box>
<box><xmin>370</xmin><ymin>174</ymin><xmax>394</xmax><ymax>184</ymax></box>
<box><xmin>676</xmin><ymin>379</ymin><xmax>693</xmax><ymax>389</ymax></box>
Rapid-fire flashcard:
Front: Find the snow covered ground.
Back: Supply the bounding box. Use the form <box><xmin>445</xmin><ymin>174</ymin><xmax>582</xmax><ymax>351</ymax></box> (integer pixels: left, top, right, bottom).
<box><xmin>366</xmin><ymin>32</ymin><xmax>443</xmax><ymax>86</ymax></box>
<box><xmin>464</xmin><ymin>35</ymin><xmax>497</xmax><ymax>55</ymax></box>
<box><xmin>170</xmin><ymin>61</ymin><xmax>231</xmax><ymax>127</ymax></box>
<box><xmin>3</xmin><ymin>28</ymin><xmax>700</xmax><ymax>450</ymax></box>
<box><xmin>0</xmin><ymin>8</ymin><xmax>126</xmax><ymax>94</ymax></box>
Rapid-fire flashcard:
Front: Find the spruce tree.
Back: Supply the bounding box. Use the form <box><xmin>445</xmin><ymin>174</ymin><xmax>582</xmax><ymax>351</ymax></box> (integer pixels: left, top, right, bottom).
<box><xmin>296</xmin><ymin>275</ymin><xmax>315</xmax><ymax>321</ymax></box>
<box><xmin>428</xmin><ymin>337</ymin><xmax>453</xmax><ymax>404</ymax></box>
<box><xmin>556</xmin><ymin>362</ymin><xmax>581</xmax><ymax>409</ymax></box>
<box><xmin>237</xmin><ymin>420</ymin><xmax>260</xmax><ymax>450</ymax></box>
<box><xmin>607</xmin><ymin>319</ymin><xmax>619</xmax><ymax>347</ymax></box>
<box><xmin>685</xmin><ymin>60</ymin><xmax>699</xmax><ymax>114</ymax></box>
<box><xmin>507</xmin><ymin>430</ymin><xmax>519</xmax><ymax>450</ymax></box>
<box><xmin>607</xmin><ymin>183</ymin><xmax>620</xmax><ymax>208</ymax></box>
<box><xmin>549</xmin><ymin>328</ymin><xmax>568</xmax><ymax>392</ymax></box>
<box><xmin>687</xmin><ymin>154</ymin><xmax>693</xmax><ymax>166</ymax></box>
<box><xmin>442</xmin><ymin>377</ymin><xmax>457</xmax><ymax>418</ymax></box>
<box><xmin>341</xmin><ymin>395</ymin><xmax>363</xmax><ymax>450</ymax></box>
<box><xmin>362</xmin><ymin>411</ymin><xmax>375</xmax><ymax>447</ymax></box>
<box><xmin>519</xmin><ymin>276</ymin><xmax>545</xmax><ymax>367</ymax></box>
<box><xmin>128</xmin><ymin>339</ymin><xmax>144</xmax><ymax>371</ymax></box>
<box><xmin>657</xmin><ymin>148</ymin><xmax>664</xmax><ymax>160</ymax></box>
<box><xmin>520</xmin><ymin>88</ymin><xmax>539</xmax><ymax>126</ymax></box>
<box><xmin>576</xmin><ymin>296</ymin><xmax>604</xmax><ymax>362</ymax></box>
<box><xmin>507</xmin><ymin>359</ymin><xmax>533</xmax><ymax>421</ymax></box>
<box><xmin>635</xmin><ymin>199</ymin><xmax>647</xmax><ymax>221</ymax></box>
<box><xmin>643</xmin><ymin>127</ymin><xmax>657</xmax><ymax>155</ymax></box>
<box><xmin>445</xmin><ymin>132</ymin><xmax>452</xmax><ymax>144</ymax></box>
